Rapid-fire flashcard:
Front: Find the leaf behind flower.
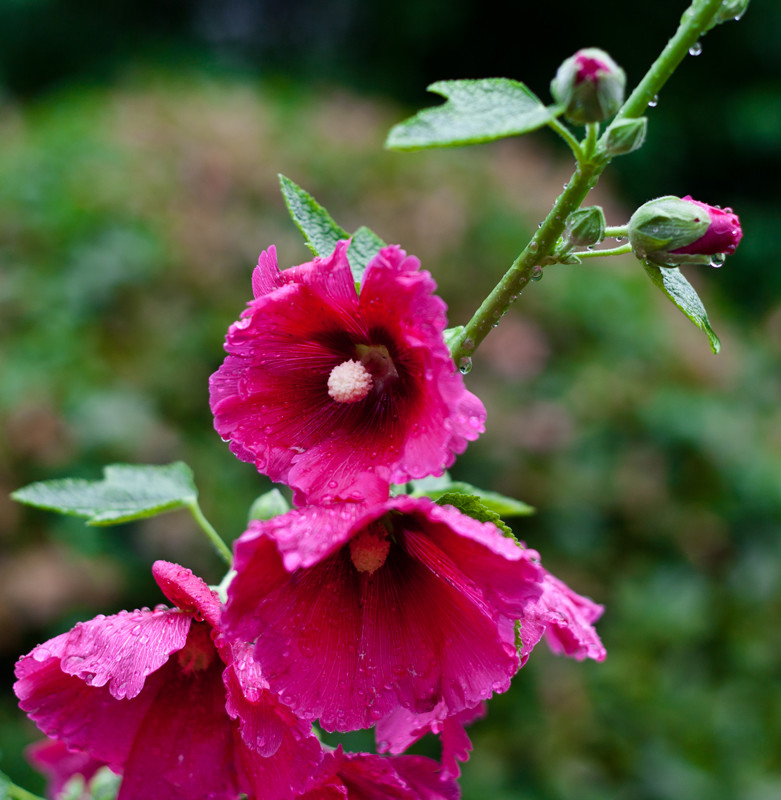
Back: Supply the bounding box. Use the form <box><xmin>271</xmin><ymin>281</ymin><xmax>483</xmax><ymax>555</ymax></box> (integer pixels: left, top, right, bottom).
<box><xmin>12</xmin><ymin>462</ymin><xmax>198</xmax><ymax>525</ymax></box>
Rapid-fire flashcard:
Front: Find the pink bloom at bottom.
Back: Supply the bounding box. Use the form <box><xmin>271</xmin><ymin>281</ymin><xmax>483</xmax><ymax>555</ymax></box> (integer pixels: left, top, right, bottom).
<box><xmin>223</xmin><ymin>496</ymin><xmax>606</xmax><ymax>732</ymax></box>
<box><xmin>376</xmin><ymin>703</ymin><xmax>486</xmax><ymax>779</ymax></box>
<box><xmin>14</xmin><ymin>561</ymin><xmax>321</xmax><ymax>800</ymax></box>
<box><xmin>26</xmin><ymin>739</ymin><xmax>108</xmax><ymax>800</ymax></box>
<box><xmin>299</xmin><ymin>747</ymin><xmax>460</xmax><ymax>800</ymax></box>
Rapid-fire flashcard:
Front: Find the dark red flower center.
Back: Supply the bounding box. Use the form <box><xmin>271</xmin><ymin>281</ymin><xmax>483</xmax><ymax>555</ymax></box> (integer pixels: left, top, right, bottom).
<box><xmin>176</xmin><ymin>621</ymin><xmax>217</xmax><ymax>674</ymax></box>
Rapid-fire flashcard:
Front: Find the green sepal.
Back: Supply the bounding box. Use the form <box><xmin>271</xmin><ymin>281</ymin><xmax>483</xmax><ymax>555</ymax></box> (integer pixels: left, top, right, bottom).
<box><xmin>11</xmin><ymin>462</ymin><xmax>199</xmax><ymax>526</ymax></box>
<box><xmin>62</xmin><ymin>768</ymin><xmax>120</xmax><ymax>800</ymax></box>
<box><xmin>435</xmin><ymin>491</ymin><xmax>518</xmax><ymax>542</ymax></box>
<box><xmin>408</xmin><ymin>475</ymin><xmax>534</xmax><ymax>517</ymax></box>
<box><xmin>443</xmin><ymin>325</ymin><xmax>464</xmax><ymax>354</ymax></box>
<box><xmin>604</xmin><ymin>117</ymin><xmax>648</xmax><ymax>156</ymax></box>
<box><xmin>248</xmin><ymin>488</ymin><xmax>291</xmax><ymax>522</ymax></box>
<box><xmin>641</xmin><ymin>262</ymin><xmax>721</xmax><ymax>354</ymax></box>
<box><xmin>386</xmin><ymin>79</ymin><xmax>558</xmax><ymax>151</ymax></box>
<box><xmin>278</xmin><ymin>174</ymin><xmax>386</xmax><ymax>284</ymax></box>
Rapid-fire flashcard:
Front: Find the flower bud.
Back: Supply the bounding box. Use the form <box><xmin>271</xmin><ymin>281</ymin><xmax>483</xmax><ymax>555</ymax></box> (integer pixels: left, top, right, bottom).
<box><xmin>551</xmin><ymin>48</ymin><xmax>626</xmax><ymax>125</ymax></box>
<box><xmin>564</xmin><ymin>206</ymin><xmax>606</xmax><ymax>248</ymax></box>
<box><xmin>605</xmin><ymin>117</ymin><xmax>648</xmax><ymax>156</ymax></box>
<box><xmin>628</xmin><ymin>195</ymin><xmax>742</xmax><ymax>266</ymax></box>
<box><xmin>706</xmin><ymin>0</ymin><xmax>750</xmax><ymax>29</ymax></box>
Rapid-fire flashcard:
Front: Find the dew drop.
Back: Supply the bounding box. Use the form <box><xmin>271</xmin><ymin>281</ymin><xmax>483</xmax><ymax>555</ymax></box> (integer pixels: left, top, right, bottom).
<box><xmin>689</xmin><ymin>41</ymin><xmax>703</xmax><ymax>56</ymax></box>
<box><xmin>648</xmin><ymin>94</ymin><xmax>659</xmax><ymax>108</ymax></box>
<box><xmin>530</xmin><ymin>265</ymin><xmax>544</xmax><ymax>283</ymax></box>
<box><xmin>458</xmin><ymin>357</ymin><xmax>472</xmax><ymax>375</ymax></box>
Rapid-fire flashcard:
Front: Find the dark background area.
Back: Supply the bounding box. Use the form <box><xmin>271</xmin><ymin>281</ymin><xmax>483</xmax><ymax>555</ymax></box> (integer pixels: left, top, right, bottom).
<box><xmin>1</xmin><ymin>1</ymin><xmax>780</xmax><ymax>798</ymax></box>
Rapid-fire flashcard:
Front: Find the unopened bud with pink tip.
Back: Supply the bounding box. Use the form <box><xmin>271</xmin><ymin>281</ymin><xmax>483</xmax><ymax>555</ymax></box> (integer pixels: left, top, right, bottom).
<box><xmin>628</xmin><ymin>195</ymin><xmax>743</xmax><ymax>267</ymax></box>
<box><xmin>551</xmin><ymin>48</ymin><xmax>626</xmax><ymax>125</ymax></box>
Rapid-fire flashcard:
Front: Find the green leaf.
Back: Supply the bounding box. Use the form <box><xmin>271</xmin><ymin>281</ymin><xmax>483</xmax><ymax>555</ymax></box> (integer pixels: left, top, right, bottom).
<box><xmin>409</xmin><ymin>476</ymin><xmax>534</xmax><ymax>517</ymax></box>
<box><xmin>386</xmin><ymin>79</ymin><xmax>558</xmax><ymax>151</ymax></box>
<box><xmin>435</xmin><ymin>491</ymin><xmax>518</xmax><ymax>541</ymax></box>
<box><xmin>248</xmin><ymin>488</ymin><xmax>291</xmax><ymax>522</ymax></box>
<box><xmin>0</xmin><ymin>770</ymin><xmax>9</xmax><ymax>800</ymax></box>
<box><xmin>278</xmin><ymin>175</ymin><xmax>386</xmax><ymax>284</ymax></box>
<box><xmin>641</xmin><ymin>262</ymin><xmax>721</xmax><ymax>353</ymax></box>
<box><xmin>12</xmin><ymin>462</ymin><xmax>198</xmax><ymax>526</ymax></box>
<box><xmin>279</xmin><ymin>174</ymin><xmax>348</xmax><ymax>258</ymax></box>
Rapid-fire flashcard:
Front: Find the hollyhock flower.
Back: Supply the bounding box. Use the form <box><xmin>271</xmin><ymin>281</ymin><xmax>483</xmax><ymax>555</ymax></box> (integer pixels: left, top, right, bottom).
<box><xmin>376</xmin><ymin>703</ymin><xmax>486</xmax><ymax>779</ymax></box>
<box><xmin>26</xmin><ymin>739</ymin><xmax>108</xmax><ymax>800</ymax></box>
<box><xmin>223</xmin><ymin>495</ymin><xmax>605</xmax><ymax>732</ymax></box>
<box><xmin>628</xmin><ymin>195</ymin><xmax>742</xmax><ymax>266</ymax></box>
<box><xmin>209</xmin><ymin>241</ymin><xmax>486</xmax><ymax>505</ymax></box>
<box><xmin>299</xmin><ymin>746</ymin><xmax>459</xmax><ymax>800</ymax></box>
<box><xmin>14</xmin><ymin>561</ymin><xmax>321</xmax><ymax>800</ymax></box>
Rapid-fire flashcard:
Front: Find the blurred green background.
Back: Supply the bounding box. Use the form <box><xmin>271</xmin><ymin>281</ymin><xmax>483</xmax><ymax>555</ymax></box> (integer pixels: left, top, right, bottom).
<box><xmin>1</xmin><ymin>1</ymin><xmax>780</xmax><ymax>798</ymax></box>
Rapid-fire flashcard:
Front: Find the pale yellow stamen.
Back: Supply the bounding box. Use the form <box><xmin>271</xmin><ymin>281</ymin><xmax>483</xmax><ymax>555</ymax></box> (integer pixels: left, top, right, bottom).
<box><xmin>327</xmin><ymin>359</ymin><xmax>373</xmax><ymax>403</ymax></box>
<box><xmin>349</xmin><ymin>528</ymin><xmax>391</xmax><ymax>574</ymax></box>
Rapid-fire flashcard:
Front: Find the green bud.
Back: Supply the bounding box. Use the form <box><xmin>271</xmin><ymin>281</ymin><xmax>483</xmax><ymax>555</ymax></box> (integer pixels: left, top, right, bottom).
<box><xmin>248</xmin><ymin>488</ymin><xmax>290</xmax><ymax>522</ymax></box>
<box><xmin>551</xmin><ymin>48</ymin><xmax>626</xmax><ymax>125</ymax></box>
<box><xmin>605</xmin><ymin>117</ymin><xmax>648</xmax><ymax>156</ymax></box>
<box><xmin>627</xmin><ymin>196</ymin><xmax>711</xmax><ymax>266</ymax></box>
<box><xmin>564</xmin><ymin>206</ymin><xmax>606</xmax><ymax>248</ymax></box>
<box><xmin>706</xmin><ymin>0</ymin><xmax>750</xmax><ymax>29</ymax></box>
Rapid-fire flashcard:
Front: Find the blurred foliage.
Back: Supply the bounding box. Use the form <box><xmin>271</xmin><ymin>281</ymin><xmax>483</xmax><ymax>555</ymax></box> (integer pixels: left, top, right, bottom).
<box><xmin>0</xmin><ymin>25</ymin><xmax>780</xmax><ymax>800</ymax></box>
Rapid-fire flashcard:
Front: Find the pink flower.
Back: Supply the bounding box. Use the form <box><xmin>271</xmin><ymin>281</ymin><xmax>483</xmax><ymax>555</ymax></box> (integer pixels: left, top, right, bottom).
<box><xmin>14</xmin><ymin>561</ymin><xmax>321</xmax><ymax>800</ymax></box>
<box><xmin>209</xmin><ymin>241</ymin><xmax>486</xmax><ymax>505</ymax></box>
<box><xmin>670</xmin><ymin>195</ymin><xmax>743</xmax><ymax>257</ymax></box>
<box><xmin>26</xmin><ymin>739</ymin><xmax>108</xmax><ymax>800</ymax></box>
<box><xmin>376</xmin><ymin>702</ymin><xmax>486</xmax><ymax>779</ymax></box>
<box><xmin>223</xmin><ymin>496</ymin><xmax>605</xmax><ymax>732</ymax></box>
<box><xmin>299</xmin><ymin>746</ymin><xmax>460</xmax><ymax>800</ymax></box>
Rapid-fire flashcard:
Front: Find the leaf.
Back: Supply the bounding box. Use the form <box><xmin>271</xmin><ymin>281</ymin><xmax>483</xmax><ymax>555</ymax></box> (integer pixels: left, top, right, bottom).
<box><xmin>412</xmin><ymin>479</ymin><xmax>534</xmax><ymax>517</ymax></box>
<box><xmin>386</xmin><ymin>78</ymin><xmax>558</xmax><ymax>151</ymax></box>
<box><xmin>641</xmin><ymin>262</ymin><xmax>721</xmax><ymax>353</ymax></box>
<box><xmin>279</xmin><ymin>174</ymin><xmax>348</xmax><ymax>258</ymax></box>
<box><xmin>12</xmin><ymin>462</ymin><xmax>198</xmax><ymax>526</ymax></box>
<box><xmin>248</xmin><ymin>488</ymin><xmax>291</xmax><ymax>522</ymax></box>
<box><xmin>348</xmin><ymin>225</ymin><xmax>386</xmax><ymax>283</ymax></box>
<box><xmin>435</xmin><ymin>491</ymin><xmax>518</xmax><ymax>541</ymax></box>
<box><xmin>278</xmin><ymin>175</ymin><xmax>386</xmax><ymax>284</ymax></box>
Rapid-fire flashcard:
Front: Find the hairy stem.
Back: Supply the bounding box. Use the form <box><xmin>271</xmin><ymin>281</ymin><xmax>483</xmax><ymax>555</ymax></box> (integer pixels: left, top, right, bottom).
<box><xmin>187</xmin><ymin>500</ymin><xmax>233</xmax><ymax>565</ymax></box>
<box><xmin>451</xmin><ymin>0</ymin><xmax>725</xmax><ymax>364</ymax></box>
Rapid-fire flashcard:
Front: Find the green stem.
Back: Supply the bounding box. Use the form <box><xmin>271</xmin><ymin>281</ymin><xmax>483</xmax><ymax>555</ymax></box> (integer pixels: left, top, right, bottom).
<box><xmin>583</xmin><ymin>123</ymin><xmax>600</xmax><ymax>159</ymax></box>
<box><xmin>187</xmin><ymin>500</ymin><xmax>232</xmax><ymax>565</ymax></box>
<box><xmin>450</xmin><ymin>0</ymin><xmax>725</xmax><ymax>364</ymax></box>
<box><xmin>577</xmin><ymin>243</ymin><xmax>633</xmax><ymax>259</ymax></box>
<box><xmin>547</xmin><ymin>117</ymin><xmax>584</xmax><ymax>162</ymax></box>
<box><xmin>604</xmin><ymin>225</ymin><xmax>628</xmax><ymax>238</ymax></box>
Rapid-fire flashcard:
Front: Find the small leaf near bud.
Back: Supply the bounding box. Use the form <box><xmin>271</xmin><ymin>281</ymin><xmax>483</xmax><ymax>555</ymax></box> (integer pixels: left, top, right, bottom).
<box><xmin>564</xmin><ymin>206</ymin><xmax>606</xmax><ymax>248</ymax></box>
<box><xmin>551</xmin><ymin>48</ymin><xmax>626</xmax><ymax>125</ymax></box>
<box><xmin>605</xmin><ymin>117</ymin><xmax>648</xmax><ymax>156</ymax></box>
